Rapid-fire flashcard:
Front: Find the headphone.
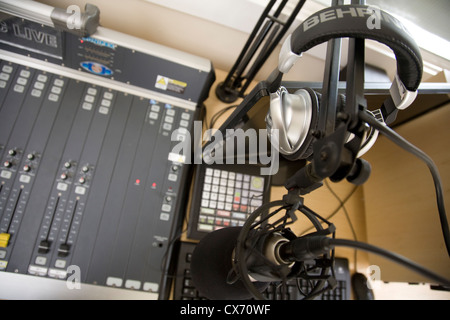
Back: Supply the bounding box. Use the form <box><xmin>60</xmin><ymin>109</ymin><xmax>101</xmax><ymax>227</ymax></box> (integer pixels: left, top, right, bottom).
<box><xmin>266</xmin><ymin>4</ymin><xmax>423</xmax><ymax>161</ymax></box>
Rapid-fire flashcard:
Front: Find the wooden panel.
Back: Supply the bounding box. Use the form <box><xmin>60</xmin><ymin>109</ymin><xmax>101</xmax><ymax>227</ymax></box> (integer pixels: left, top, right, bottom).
<box><xmin>363</xmin><ymin>103</ymin><xmax>450</xmax><ymax>283</ymax></box>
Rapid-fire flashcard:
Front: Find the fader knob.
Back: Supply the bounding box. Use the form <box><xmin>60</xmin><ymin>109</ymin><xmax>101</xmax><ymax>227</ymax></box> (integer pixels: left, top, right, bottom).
<box><xmin>38</xmin><ymin>240</ymin><xmax>51</xmax><ymax>254</ymax></box>
<box><xmin>58</xmin><ymin>243</ymin><xmax>70</xmax><ymax>257</ymax></box>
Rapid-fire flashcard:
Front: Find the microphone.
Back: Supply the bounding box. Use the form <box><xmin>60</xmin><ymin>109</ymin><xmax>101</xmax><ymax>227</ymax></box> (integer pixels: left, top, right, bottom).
<box><xmin>190</xmin><ymin>227</ymin><xmax>270</xmax><ymax>300</ymax></box>
<box><xmin>190</xmin><ymin>226</ymin><xmax>330</xmax><ymax>300</ymax></box>
<box><xmin>191</xmin><ymin>223</ymin><xmax>450</xmax><ymax>300</ymax></box>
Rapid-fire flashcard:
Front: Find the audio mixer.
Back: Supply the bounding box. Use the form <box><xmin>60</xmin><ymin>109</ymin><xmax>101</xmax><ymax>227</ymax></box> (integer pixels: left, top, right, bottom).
<box><xmin>0</xmin><ymin>13</ymin><xmax>214</xmax><ymax>299</ymax></box>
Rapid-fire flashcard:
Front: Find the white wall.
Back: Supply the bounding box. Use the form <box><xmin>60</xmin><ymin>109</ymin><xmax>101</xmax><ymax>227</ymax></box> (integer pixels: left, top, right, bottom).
<box><xmin>37</xmin><ymin>0</ymin><xmax>444</xmax><ymax>87</ymax></box>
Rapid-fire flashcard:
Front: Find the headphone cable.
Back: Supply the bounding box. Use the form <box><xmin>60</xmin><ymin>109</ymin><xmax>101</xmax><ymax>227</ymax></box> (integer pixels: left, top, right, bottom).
<box><xmin>360</xmin><ymin>110</ymin><xmax>450</xmax><ymax>257</ymax></box>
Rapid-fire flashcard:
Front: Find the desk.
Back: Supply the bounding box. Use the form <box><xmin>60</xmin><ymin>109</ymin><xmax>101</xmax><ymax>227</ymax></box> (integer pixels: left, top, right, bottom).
<box><xmin>181</xmin><ymin>69</ymin><xmax>370</xmax><ymax>276</ymax></box>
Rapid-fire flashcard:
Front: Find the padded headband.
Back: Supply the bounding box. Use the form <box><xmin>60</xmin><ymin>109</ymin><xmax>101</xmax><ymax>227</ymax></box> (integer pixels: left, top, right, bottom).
<box><xmin>277</xmin><ymin>5</ymin><xmax>423</xmax><ymax>109</ymax></box>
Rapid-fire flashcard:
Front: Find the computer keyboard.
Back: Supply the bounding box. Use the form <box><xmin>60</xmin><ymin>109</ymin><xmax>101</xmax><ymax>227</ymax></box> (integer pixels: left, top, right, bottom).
<box><xmin>173</xmin><ymin>241</ymin><xmax>351</xmax><ymax>300</ymax></box>
<box><xmin>187</xmin><ymin>164</ymin><xmax>271</xmax><ymax>240</ymax></box>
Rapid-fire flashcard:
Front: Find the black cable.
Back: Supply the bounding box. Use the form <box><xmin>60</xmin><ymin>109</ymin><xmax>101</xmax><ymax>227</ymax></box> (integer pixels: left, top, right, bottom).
<box><xmin>328</xmin><ymin>238</ymin><xmax>450</xmax><ymax>287</ymax></box>
<box><xmin>360</xmin><ymin>110</ymin><xmax>450</xmax><ymax>257</ymax></box>
<box><xmin>299</xmin><ymin>183</ymin><xmax>359</xmax><ymax>236</ymax></box>
<box><xmin>325</xmin><ymin>179</ymin><xmax>359</xmax><ymax>273</ymax></box>
<box><xmin>209</xmin><ymin>105</ymin><xmax>237</xmax><ymax>129</ymax></box>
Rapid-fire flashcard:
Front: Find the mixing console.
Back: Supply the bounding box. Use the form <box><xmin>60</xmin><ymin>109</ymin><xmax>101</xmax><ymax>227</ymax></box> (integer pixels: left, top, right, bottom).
<box><xmin>0</xmin><ymin>14</ymin><xmax>214</xmax><ymax>299</ymax></box>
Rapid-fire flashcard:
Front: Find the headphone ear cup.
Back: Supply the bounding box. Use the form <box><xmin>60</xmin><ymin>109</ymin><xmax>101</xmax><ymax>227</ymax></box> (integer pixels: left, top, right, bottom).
<box><xmin>266</xmin><ymin>87</ymin><xmax>319</xmax><ymax>161</ymax></box>
<box><xmin>283</xmin><ymin>88</ymin><xmax>319</xmax><ymax>161</ymax></box>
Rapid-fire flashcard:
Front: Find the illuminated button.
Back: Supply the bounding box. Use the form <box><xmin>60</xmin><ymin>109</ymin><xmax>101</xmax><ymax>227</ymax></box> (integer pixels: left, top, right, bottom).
<box><xmin>31</xmin><ymin>89</ymin><xmax>42</xmax><ymax>97</ymax></box>
<box><xmin>82</xmin><ymin>102</ymin><xmax>93</xmax><ymax>110</ymax></box>
<box><xmin>143</xmin><ymin>282</ymin><xmax>159</xmax><ymax>293</ymax></box>
<box><xmin>165</xmin><ymin>116</ymin><xmax>174</xmax><ymax>124</ymax></box>
<box><xmin>84</xmin><ymin>95</ymin><xmax>95</xmax><ymax>103</ymax></box>
<box><xmin>200</xmin><ymin>208</ymin><xmax>215</xmax><ymax>215</ymax></box>
<box><xmin>87</xmin><ymin>88</ymin><xmax>97</xmax><ymax>95</ymax></box>
<box><xmin>19</xmin><ymin>175</ymin><xmax>31</xmax><ymax>183</ymax></box>
<box><xmin>75</xmin><ymin>186</ymin><xmax>86</xmax><ymax>195</ymax></box>
<box><xmin>1</xmin><ymin>170</ymin><xmax>12</xmax><ymax>179</ymax></box>
<box><xmin>0</xmin><ymin>73</ymin><xmax>9</xmax><ymax>81</ymax></box>
<box><xmin>232</xmin><ymin>212</ymin><xmax>246</xmax><ymax>220</ymax></box>
<box><xmin>0</xmin><ymin>233</ymin><xmax>11</xmax><ymax>248</ymax></box>
<box><xmin>251</xmin><ymin>176</ymin><xmax>264</xmax><ymax>192</ymax></box>
<box><xmin>34</xmin><ymin>82</ymin><xmax>45</xmax><ymax>90</ymax></box>
<box><xmin>149</xmin><ymin>112</ymin><xmax>158</xmax><ymax>120</ymax></box>
<box><xmin>0</xmin><ymin>250</ymin><xmax>6</xmax><ymax>259</ymax></box>
<box><xmin>14</xmin><ymin>84</ymin><xmax>24</xmax><ymax>93</ymax></box>
<box><xmin>51</xmin><ymin>86</ymin><xmax>61</xmax><ymax>94</ymax></box>
<box><xmin>103</xmin><ymin>92</ymin><xmax>113</xmax><ymax>100</ymax></box>
<box><xmin>37</xmin><ymin>75</ymin><xmax>48</xmax><ymax>83</ymax></box>
<box><xmin>106</xmin><ymin>277</ymin><xmax>123</xmax><ymax>287</ymax></box>
<box><xmin>20</xmin><ymin>70</ymin><xmax>30</xmax><ymax>78</ymax></box>
<box><xmin>0</xmin><ymin>261</ymin><xmax>7</xmax><ymax>270</ymax></box>
<box><xmin>57</xmin><ymin>183</ymin><xmax>68</xmax><ymax>191</ymax></box>
<box><xmin>198</xmin><ymin>224</ymin><xmax>213</xmax><ymax>232</ymax></box>
<box><xmin>2</xmin><ymin>65</ymin><xmax>13</xmax><ymax>73</ymax></box>
<box><xmin>217</xmin><ymin>210</ymin><xmax>231</xmax><ymax>217</ymax></box>
<box><xmin>125</xmin><ymin>280</ymin><xmax>141</xmax><ymax>290</ymax></box>
<box><xmin>17</xmin><ymin>77</ymin><xmax>27</xmax><ymax>86</ymax></box>
<box><xmin>53</xmin><ymin>79</ymin><xmax>64</xmax><ymax>87</ymax></box>
<box><xmin>48</xmin><ymin>93</ymin><xmax>59</xmax><ymax>102</ymax></box>
<box><xmin>160</xmin><ymin>213</ymin><xmax>170</xmax><ymax>221</ymax></box>
<box><xmin>35</xmin><ymin>256</ymin><xmax>47</xmax><ymax>266</ymax></box>
<box><xmin>101</xmin><ymin>99</ymin><xmax>111</xmax><ymax>107</ymax></box>
<box><xmin>55</xmin><ymin>259</ymin><xmax>66</xmax><ymax>269</ymax></box>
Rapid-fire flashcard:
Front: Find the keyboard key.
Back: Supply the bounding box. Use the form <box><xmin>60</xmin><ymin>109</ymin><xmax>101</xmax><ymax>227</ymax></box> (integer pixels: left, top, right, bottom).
<box><xmin>217</xmin><ymin>210</ymin><xmax>230</xmax><ymax>217</ymax></box>
<box><xmin>198</xmin><ymin>224</ymin><xmax>213</xmax><ymax>232</ymax></box>
<box><xmin>200</xmin><ymin>208</ymin><xmax>215</xmax><ymax>215</ymax></box>
<box><xmin>232</xmin><ymin>212</ymin><xmax>246</xmax><ymax>220</ymax></box>
<box><xmin>251</xmin><ymin>176</ymin><xmax>265</xmax><ymax>192</ymax></box>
